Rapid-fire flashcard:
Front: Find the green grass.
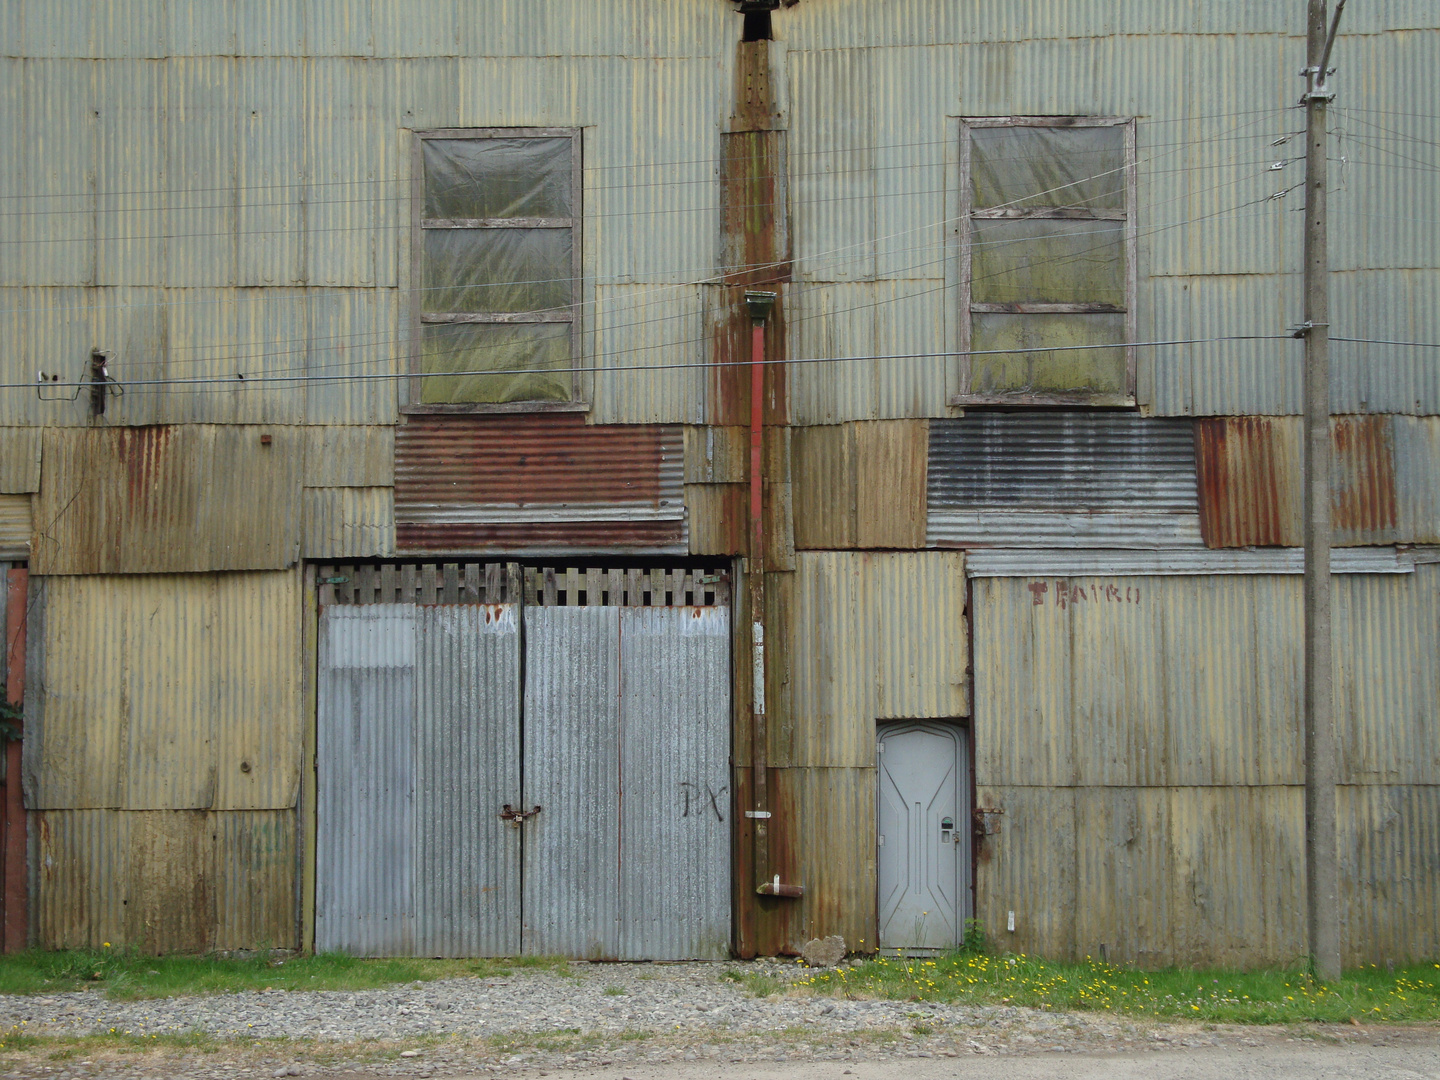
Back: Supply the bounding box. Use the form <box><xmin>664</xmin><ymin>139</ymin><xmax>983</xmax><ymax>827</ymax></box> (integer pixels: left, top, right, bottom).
<box><xmin>798</xmin><ymin>951</ymin><xmax>1440</xmax><ymax>1024</ymax></box>
<box><xmin>0</xmin><ymin>949</ymin><xmax>572</xmax><ymax>1001</ymax></box>
<box><xmin>721</xmin><ymin>968</ymin><xmax>782</xmax><ymax>998</ymax></box>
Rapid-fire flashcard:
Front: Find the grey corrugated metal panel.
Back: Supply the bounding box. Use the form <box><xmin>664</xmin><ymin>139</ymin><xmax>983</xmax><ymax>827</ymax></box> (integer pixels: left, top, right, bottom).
<box><xmin>21</xmin><ymin>60</ymin><xmax>96</xmax><ymax>287</ymax></box>
<box><xmin>35</xmin><ymin>810</ymin><xmax>127</xmax><ymax>949</ymax></box>
<box><xmin>788</xmin><ymin>283</ymin><xmax>952</xmax><ymax>424</ymax></box>
<box><xmin>214</xmin><ymin>810</ymin><xmax>299</xmax><ymax>950</ymax></box>
<box><xmin>963</xmin><ymin>545</ymin><xmax>1415</xmax><ymax>577</ymax></box>
<box><xmin>1334</xmin><ymin>567</ymin><xmax>1440</xmax><ymax>786</ymax></box>
<box><xmin>930</xmin><ymin>412</ymin><xmax>1198</xmax><ymax>510</ymax></box>
<box><xmin>590</xmin><ymin>284</ymin><xmax>708</xmax><ymax>425</ymax></box>
<box><xmin>972</xmin><ymin>785</ymin><xmax>1077</xmax><ymax>961</ymax></box>
<box><xmin>415</xmin><ymin>604</ymin><xmax>521</xmax><ymax>957</ymax></box>
<box><xmin>617</xmin><ymin>606</ymin><xmax>731</xmax><ymax>960</ymax></box>
<box><xmin>165</xmin><ymin>1</ymin><xmax>234</xmax><ymax>56</ymax></box>
<box><xmin>316</xmin><ymin>604</ymin><xmax>417</xmax><ymax>956</ymax></box>
<box><xmin>1072</xmin><ymin>787</ymin><xmax>1174</xmax><ymax>967</ymax></box>
<box><xmin>786</xmin><ymin>551</ymin><xmax>968</xmax><ymax>766</ymax></box>
<box><xmin>523</xmin><ymin>605</ymin><xmax>621</xmax><ymax>958</ymax></box>
<box><xmin>304</xmin><ymin>426</ymin><xmax>395</xmax><ymax>487</ymax></box>
<box><xmin>232</xmin><ymin>2</ymin><xmax>305</xmax><ymax>56</ymax></box>
<box><xmin>302</xmin><ymin>487</ymin><xmax>397</xmax><ymax>559</ymax></box>
<box><xmin>0</xmin><ymin>62</ymin><xmax>22</xmax><ymax>285</ymax></box>
<box><xmin>0</xmin><ymin>495</ymin><xmax>31</xmax><ymax>560</ymax></box>
<box><xmin>930</xmin><ymin>512</ymin><xmax>1204</xmax><ymax>549</ymax></box>
<box><xmin>1330</xmin><ymin>271</ymin><xmax>1440</xmax><ymax>416</ymax></box>
<box><xmin>168</xmin><ymin>57</ymin><xmax>236</xmax><ymax>288</ymax></box>
<box><xmin>0</xmin><ymin>428</ymin><xmax>41</xmax><ymax>492</ymax></box>
<box><xmin>772</xmin><ymin>766</ymin><xmax>877</xmax><ymax>953</ymax></box>
<box><xmin>303</xmin><ymin>1</ymin><xmax>377</xmax><ymax>57</ymax></box>
<box><xmin>977</xmin><ymin>785</ymin><xmax>1308</xmax><ymax>967</ymax></box>
<box><xmin>973</xmin><ymin>576</ymin><xmax>1307</xmax><ymax>788</ymax></box>
<box><xmin>30</xmin><ymin>570</ymin><xmax>303</xmax><ymax>810</ymax></box>
<box><xmin>454</xmin><ymin>0</ymin><xmax>727</xmax><ymax>60</ymax></box>
<box><xmin>96</xmin><ymin>61</ymin><xmax>168</xmax><ymax>287</ymax></box>
<box><xmin>160</xmin><ymin>288</ymin><xmax>309</xmax><ymax>425</ymax></box>
<box><xmin>33</xmin><ymin>426</ymin><xmax>302</xmax><ymax>574</ymax></box>
<box><xmin>1341</xmin><ymin>784</ymin><xmax>1440</xmax><ymax>967</ymax></box>
<box><xmin>786</xmin><ymin>47</ymin><xmax>877</xmax><ymax>284</ymax></box>
<box><xmin>306</xmin><ymin>59</ymin><xmax>396</xmax><ymax>289</ymax></box>
<box><xmin>1395</xmin><ymin>417</ymin><xmax>1440</xmax><ymax>542</ymax></box>
<box><xmin>304</xmin><ymin>287</ymin><xmax>402</xmax><ymax>425</ymax></box>
<box><xmin>1144</xmin><ymin>275</ymin><xmax>1301</xmax><ymax>417</ymax></box>
<box><xmin>371</xmin><ymin>1</ymin><xmax>461</xmax><ymax>58</ymax></box>
<box><xmin>394</xmin><ymin>56</ymin><xmax>461</xmax><ymax>127</ymax></box>
<box><xmin>236</xmin><ymin>59</ymin><xmax>307</xmax><ymax>289</ymax></box>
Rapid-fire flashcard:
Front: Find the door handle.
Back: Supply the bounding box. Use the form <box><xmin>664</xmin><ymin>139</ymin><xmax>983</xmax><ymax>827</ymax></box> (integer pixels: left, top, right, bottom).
<box><xmin>499</xmin><ymin>804</ymin><xmax>542</xmax><ymax>827</ymax></box>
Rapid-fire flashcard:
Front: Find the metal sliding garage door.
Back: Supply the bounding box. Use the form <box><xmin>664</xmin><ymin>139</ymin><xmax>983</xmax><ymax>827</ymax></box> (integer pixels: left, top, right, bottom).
<box><xmin>315</xmin><ymin>563</ymin><xmax>731</xmax><ymax>960</ymax></box>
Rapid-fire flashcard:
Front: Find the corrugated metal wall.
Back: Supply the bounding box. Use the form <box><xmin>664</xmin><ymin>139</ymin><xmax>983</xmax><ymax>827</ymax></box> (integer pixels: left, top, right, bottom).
<box><xmin>972</xmin><ymin>566</ymin><xmax>1440</xmax><ymax>966</ymax></box>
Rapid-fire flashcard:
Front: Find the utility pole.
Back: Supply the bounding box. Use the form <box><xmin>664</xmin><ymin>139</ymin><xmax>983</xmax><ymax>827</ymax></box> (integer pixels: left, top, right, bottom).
<box><xmin>1300</xmin><ymin>0</ymin><xmax>1345</xmax><ymax>983</ymax></box>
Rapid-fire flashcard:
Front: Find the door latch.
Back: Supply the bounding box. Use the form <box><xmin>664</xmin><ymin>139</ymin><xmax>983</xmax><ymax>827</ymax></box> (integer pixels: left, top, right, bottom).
<box><xmin>499</xmin><ymin>804</ymin><xmax>542</xmax><ymax>827</ymax></box>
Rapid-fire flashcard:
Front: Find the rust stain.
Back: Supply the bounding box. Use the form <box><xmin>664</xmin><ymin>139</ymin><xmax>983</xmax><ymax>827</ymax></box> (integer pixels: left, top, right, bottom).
<box><xmin>114</xmin><ymin>426</ymin><xmax>174</xmax><ymax>512</ymax></box>
<box><xmin>1332</xmin><ymin>415</ymin><xmax>1398</xmax><ymax>540</ymax></box>
<box><xmin>396</xmin><ymin>521</ymin><xmax>685</xmax><ymax>553</ymax></box>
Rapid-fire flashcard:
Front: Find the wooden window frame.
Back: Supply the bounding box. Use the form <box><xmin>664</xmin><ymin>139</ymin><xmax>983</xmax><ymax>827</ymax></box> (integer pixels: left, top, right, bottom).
<box><xmin>951</xmin><ymin>116</ymin><xmax>1137</xmax><ymax>408</ymax></box>
<box><xmin>405</xmin><ymin>127</ymin><xmax>586</xmax><ymax>415</ymax></box>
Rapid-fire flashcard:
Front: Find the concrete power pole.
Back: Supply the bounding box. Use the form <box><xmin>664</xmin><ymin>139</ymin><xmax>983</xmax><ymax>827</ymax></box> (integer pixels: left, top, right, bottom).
<box><xmin>1301</xmin><ymin>0</ymin><xmax>1345</xmax><ymax>983</ymax></box>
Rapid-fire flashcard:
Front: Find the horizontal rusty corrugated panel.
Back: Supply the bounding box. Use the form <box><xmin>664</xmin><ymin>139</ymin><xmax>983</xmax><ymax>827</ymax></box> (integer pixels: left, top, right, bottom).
<box><xmin>0</xmin><ymin>428</ymin><xmax>41</xmax><ymax>493</ymax></box>
<box><xmin>928</xmin><ymin>413</ymin><xmax>1201</xmax><ymax>549</ymax></box>
<box><xmin>27</xmin><ymin>570</ymin><xmax>302</xmax><ymax>811</ymax></box>
<box><xmin>780</xmin><ymin>551</ymin><xmax>967</xmax><ymax>768</ymax></box>
<box><xmin>32</xmin><ymin>425</ymin><xmax>302</xmax><ymax>574</ymax></box>
<box><xmin>0</xmin><ymin>494</ymin><xmax>31</xmax><ymax>559</ymax></box>
<box><xmin>395</xmin><ymin>414</ymin><xmax>685</xmax><ymax>552</ymax></box>
<box><xmin>36</xmin><ymin>809</ymin><xmax>296</xmax><ymax>953</ymax></box>
<box><xmin>302</xmin><ymin>487</ymin><xmax>396</xmax><ymax>559</ymax></box>
<box><xmin>1195</xmin><ymin>416</ymin><xmax>1410</xmax><ymax>548</ymax></box>
<box><xmin>794</xmin><ymin>421</ymin><xmax>928</xmax><ymax>551</ymax></box>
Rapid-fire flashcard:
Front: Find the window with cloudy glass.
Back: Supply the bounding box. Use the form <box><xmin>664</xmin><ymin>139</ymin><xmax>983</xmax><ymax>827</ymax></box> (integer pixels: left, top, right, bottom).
<box><xmin>412</xmin><ymin>129</ymin><xmax>580</xmax><ymax>407</ymax></box>
<box><xmin>954</xmin><ymin>118</ymin><xmax>1136</xmax><ymax>406</ymax></box>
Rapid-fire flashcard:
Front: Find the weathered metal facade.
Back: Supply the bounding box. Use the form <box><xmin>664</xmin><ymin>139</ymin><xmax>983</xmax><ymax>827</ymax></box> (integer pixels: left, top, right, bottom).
<box><xmin>2</xmin><ymin>1</ymin><xmax>1437</xmax><ymax>965</ymax></box>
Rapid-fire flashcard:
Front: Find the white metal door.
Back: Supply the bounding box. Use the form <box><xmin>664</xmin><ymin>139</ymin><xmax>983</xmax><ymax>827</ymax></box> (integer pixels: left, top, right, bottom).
<box><xmin>877</xmin><ymin>721</ymin><xmax>970</xmax><ymax>951</ymax></box>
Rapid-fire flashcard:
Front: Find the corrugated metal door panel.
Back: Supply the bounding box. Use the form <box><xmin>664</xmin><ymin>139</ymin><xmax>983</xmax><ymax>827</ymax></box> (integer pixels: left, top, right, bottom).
<box><xmin>523</xmin><ymin>605</ymin><xmax>622</xmax><ymax>959</ymax></box>
<box><xmin>214</xmin><ymin>810</ymin><xmax>298</xmax><ymax>951</ymax></box>
<box><xmin>617</xmin><ymin>607</ymin><xmax>730</xmax><ymax>961</ymax></box>
<box><xmin>316</xmin><ymin>605</ymin><xmax>416</xmax><ymax>956</ymax></box>
<box><xmin>415</xmin><ymin>605</ymin><xmax>521</xmax><ymax>958</ymax></box>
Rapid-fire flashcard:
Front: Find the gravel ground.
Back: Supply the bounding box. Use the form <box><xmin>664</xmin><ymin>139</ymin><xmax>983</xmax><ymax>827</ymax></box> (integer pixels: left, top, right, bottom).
<box><xmin>0</xmin><ymin>960</ymin><xmax>1395</xmax><ymax>1080</ymax></box>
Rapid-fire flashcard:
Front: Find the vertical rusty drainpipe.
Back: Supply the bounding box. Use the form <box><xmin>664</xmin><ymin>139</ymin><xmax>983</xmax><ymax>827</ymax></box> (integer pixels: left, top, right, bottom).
<box><xmin>744</xmin><ymin>290</ymin><xmax>799</xmax><ymax>900</ymax></box>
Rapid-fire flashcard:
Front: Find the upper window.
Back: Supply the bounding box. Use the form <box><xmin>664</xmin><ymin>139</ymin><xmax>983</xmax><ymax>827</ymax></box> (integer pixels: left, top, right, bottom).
<box><xmin>954</xmin><ymin>118</ymin><xmax>1136</xmax><ymax>407</ymax></box>
<box><xmin>412</xmin><ymin>129</ymin><xmax>581</xmax><ymax>408</ymax></box>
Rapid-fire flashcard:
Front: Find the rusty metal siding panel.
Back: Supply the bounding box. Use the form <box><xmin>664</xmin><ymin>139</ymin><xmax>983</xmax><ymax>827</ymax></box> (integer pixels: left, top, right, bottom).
<box><xmin>684</xmin><ymin>483</ymin><xmax>747</xmax><ymax>556</ymax></box>
<box><xmin>0</xmin><ymin>495</ymin><xmax>31</xmax><ymax>560</ymax></box>
<box><xmin>29</xmin><ymin>571</ymin><xmax>302</xmax><ymax>811</ymax></box>
<box><xmin>792</xmin><ymin>425</ymin><xmax>857</xmax><ymax>549</ymax></box>
<box><xmin>303</xmin><ymin>488</ymin><xmax>397</xmax><ymax>559</ymax></box>
<box><xmin>618</xmin><ymin>606</ymin><xmax>731</xmax><ymax>960</ymax></box>
<box><xmin>1335</xmin><ymin>567</ymin><xmax>1440</xmax><ymax>786</ymax></box>
<box><xmin>684</xmin><ymin>426</ymin><xmax>749</xmax><ymax>485</ymax></box>
<box><xmin>35</xmin><ymin>809</ymin><xmax>126</xmax><ymax>950</ymax></box>
<box><xmin>304</xmin><ymin>426</ymin><xmax>396</xmax><ymax>488</ymax></box>
<box><xmin>523</xmin><ymin>605</ymin><xmax>621</xmax><ymax>958</ymax></box>
<box><xmin>214</xmin><ymin>810</ymin><xmax>298</xmax><ymax>951</ymax></box>
<box><xmin>395</xmin><ymin>414</ymin><xmax>685</xmax><ymax>553</ymax></box>
<box><xmin>777</xmin><ymin>766</ymin><xmax>876</xmax><ymax>952</ymax></box>
<box><xmin>0</xmin><ymin>429</ymin><xmax>41</xmax><ymax>493</ymax></box>
<box><xmin>928</xmin><ymin>413</ymin><xmax>1201</xmax><ymax>548</ymax></box>
<box><xmin>972</xmin><ymin>785</ymin><xmax>1077</xmax><ymax>962</ymax></box>
<box><xmin>1341</xmin><ymin>784</ymin><xmax>1440</xmax><ymax>967</ymax></box>
<box><xmin>33</xmin><ymin>426</ymin><xmax>302</xmax><ymax>575</ymax></box>
<box><xmin>786</xmin><ymin>551</ymin><xmax>967</xmax><ymax>768</ymax></box>
<box><xmin>1194</xmin><ymin>416</ymin><xmax>1302</xmax><ymax>547</ymax></box>
<box><xmin>1197</xmin><ymin>416</ymin><xmax>1416</xmax><ymax>548</ymax></box>
<box><xmin>415</xmin><ymin>604</ymin><xmax>522</xmax><ymax>958</ymax></box>
<box><xmin>316</xmin><ymin>604</ymin><xmax>417</xmax><ymax>956</ymax></box>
